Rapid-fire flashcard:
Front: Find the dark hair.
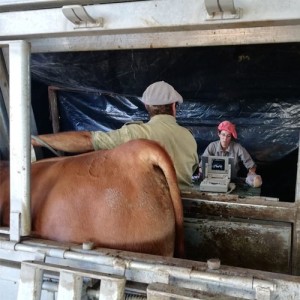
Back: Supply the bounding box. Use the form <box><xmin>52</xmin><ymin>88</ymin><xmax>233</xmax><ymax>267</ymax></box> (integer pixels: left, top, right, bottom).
<box><xmin>145</xmin><ymin>104</ymin><xmax>173</xmax><ymax>117</ymax></box>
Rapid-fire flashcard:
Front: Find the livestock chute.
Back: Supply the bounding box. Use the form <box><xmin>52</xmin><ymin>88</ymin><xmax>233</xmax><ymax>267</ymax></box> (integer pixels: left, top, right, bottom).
<box><xmin>0</xmin><ymin>0</ymin><xmax>300</xmax><ymax>299</ymax></box>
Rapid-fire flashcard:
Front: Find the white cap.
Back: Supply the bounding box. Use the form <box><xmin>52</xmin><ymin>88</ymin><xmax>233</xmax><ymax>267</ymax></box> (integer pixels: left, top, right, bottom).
<box><xmin>141</xmin><ymin>81</ymin><xmax>183</xmax><ymax>105</ymax></box>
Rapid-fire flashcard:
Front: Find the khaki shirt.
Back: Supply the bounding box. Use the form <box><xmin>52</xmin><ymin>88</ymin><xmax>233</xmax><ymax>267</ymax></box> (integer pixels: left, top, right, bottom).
<box><xmin>91</xmin><ymin>115</ymin><xmax>199</xmax><ymax>189</ymax></box>
<box><xmin>202</xmin><ymin>140</ymin><xmax>256</xmax><ymax>178</ymax></box>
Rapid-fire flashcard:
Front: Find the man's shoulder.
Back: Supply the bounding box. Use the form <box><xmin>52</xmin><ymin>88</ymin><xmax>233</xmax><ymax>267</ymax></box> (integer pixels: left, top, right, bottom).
<box><xmin>124</xmin><ymin>121</ymin><xmax>144</xmax><ymax>126</ymax></box>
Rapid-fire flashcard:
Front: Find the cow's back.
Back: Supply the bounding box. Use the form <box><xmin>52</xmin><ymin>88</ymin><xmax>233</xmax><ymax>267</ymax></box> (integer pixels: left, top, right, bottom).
<box><xmin>26</xmin><ymin>139</ymin><xmax>184</xmax><ymax>257</ymax></box>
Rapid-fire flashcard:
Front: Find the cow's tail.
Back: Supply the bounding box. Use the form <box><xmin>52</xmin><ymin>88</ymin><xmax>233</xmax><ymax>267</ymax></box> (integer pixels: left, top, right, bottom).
<box><xmin>143</xmin><ymin>141</ymin><xmax>185</xmax><ymax>258</ymax></box>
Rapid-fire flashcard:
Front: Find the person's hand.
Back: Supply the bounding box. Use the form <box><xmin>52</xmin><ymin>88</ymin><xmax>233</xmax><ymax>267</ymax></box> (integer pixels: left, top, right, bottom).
<box><xmin>246</xmin><ymin>173</ymin><xmax>262</xmax><ymax>188</ymax></box>
<box><xmin>199</xmin><ymin>166</ymin><xmax>203</xmax><ymax>179</ymax></box>
<box><xmin>248</xmin><ymin>167</ymin><xmax>256</xmax><ymax>175</ymax></box>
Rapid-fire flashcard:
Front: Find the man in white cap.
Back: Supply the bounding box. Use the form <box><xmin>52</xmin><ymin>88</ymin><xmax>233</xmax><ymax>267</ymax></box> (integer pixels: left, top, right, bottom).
<box><xmin>32</xmin><ymin>81</ymin><xmax>199</xmax><ymax>189</ymax></box>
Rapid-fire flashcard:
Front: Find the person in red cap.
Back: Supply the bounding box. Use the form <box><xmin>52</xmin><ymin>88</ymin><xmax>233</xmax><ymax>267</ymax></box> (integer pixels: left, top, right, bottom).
<box><xmin>202</xmin><ymin>120</ymin><xmax>262</xmax><ymax>187</ymax></box>
<box><xmin>32</xmin><ymin>81</ymin><xmax>199</xmax><ymax>189</ymax></box>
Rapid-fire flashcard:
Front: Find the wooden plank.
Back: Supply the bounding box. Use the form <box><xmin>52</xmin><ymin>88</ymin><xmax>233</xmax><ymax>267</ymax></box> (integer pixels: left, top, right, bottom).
<box><xmin>48</xmin><ymin>86</ymin><xmax>60</xmax><ymax>134</ymax></box>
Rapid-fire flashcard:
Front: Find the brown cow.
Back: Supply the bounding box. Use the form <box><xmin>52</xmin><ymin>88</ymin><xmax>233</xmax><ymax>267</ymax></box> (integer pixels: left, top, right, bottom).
<box><xmin>0</xmin><ymin>139</ymin><xmax>184</xmax><ymax>257</ymax></box>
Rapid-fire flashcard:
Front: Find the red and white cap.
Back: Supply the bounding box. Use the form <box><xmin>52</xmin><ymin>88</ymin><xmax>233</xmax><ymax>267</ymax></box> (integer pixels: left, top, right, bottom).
<box><xmin>218</xmin><ymin>121</ymin><xmax>237</xmax><ymax>139</ymax></box>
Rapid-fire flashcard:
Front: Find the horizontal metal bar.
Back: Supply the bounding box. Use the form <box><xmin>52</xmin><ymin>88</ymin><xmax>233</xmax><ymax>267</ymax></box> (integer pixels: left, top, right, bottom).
<box><xmin>23</xmin><ymin>25</ymin><xmax>300</xmax><ymax>53</ymax></box>
<box><xmin>1</xmin><ymin>0</ymin><xmax>300</xmax><ymax>42</ymax></box>
<box><xmin>0</xmin><ymin>0</ymin><xmax>145</xmax><ymax>12</ymax></box>
<box><xmin>0</xmin><ymin>239</ymin><xmax>298</xmax><ymax>297</ymax></box>
<box><xmin>12</xmin><ymin>242</ymin><xmax>277</xmax><ymax>293</ymax></box>
<box><xmin>183</xmin><ymin>198</ymin><xmax>297</xmax><ymax>223</ymax></box>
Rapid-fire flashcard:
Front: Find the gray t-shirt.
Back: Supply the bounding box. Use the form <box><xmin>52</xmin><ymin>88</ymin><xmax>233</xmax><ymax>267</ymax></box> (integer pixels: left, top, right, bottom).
<box><xmin>91</xmin><ymin>115</ymin><xmax>199</xmax><ymax>189</ymax></box>
<box><xmin>202</xmin><ymin>140</ymin><xmax>255</xmax><ymax>178</ymax></box>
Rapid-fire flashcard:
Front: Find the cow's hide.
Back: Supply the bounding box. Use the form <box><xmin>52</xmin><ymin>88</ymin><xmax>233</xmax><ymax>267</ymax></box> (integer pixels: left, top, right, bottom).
<box><xmin>0</xmin><ymin>139</ymin><xmax>184</xmax><ymax>257</ymax></box>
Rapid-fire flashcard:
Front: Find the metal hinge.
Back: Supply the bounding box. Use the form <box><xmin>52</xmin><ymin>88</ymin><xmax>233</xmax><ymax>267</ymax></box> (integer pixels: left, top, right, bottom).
<box><xmin>62</xmin><ymin>5</ymin><xmax>104</xmax><ymax>29</ymax></box>
<box><xmin>204</xmin><ymin>0</ymin><xmax>241</xmax><ymax>21</ymax></box>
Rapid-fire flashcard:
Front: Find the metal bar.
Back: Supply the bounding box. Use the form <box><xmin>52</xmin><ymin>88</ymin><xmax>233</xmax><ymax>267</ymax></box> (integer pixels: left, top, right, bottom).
<box><xmin>26</xmin><ymin>25</ymin><xmax>300</xmax><ymax>54</ymax></box>
<box><xmin>3</xmin><ymin>242</ymin><xmax>300</xmax><ymax>297</ymax></box>
<box><xmin>0</xmin><ymin>0</ymin><xmax>144</xmax><ymax>12</ymax></box>
<box><xmin>57</xmin><ymin>271</ymin><xmax>83</xmax><ymax>300</ymax></box>
<box><xmin>17</xmin><ymin>263</ymin><xmax>43</xmax><ymax>300</ymax></box>
<box><xmin>21</xmin><ymin>261</ymin><xmax>126</xmax><ymax>300</ymax></box>
<box><xmin>12</xmin><ymin>243</ymin><xmax>276</xmax><ymax>293</ymax></box>
<box><xmin>183</xmin><ymin>198</ymin><xmax>297</xmax><ymax>223</ymax></box>
<box><xmin>147</xmin><ymin>282</ymin><xmax>243</xmax><ymax>299</ymax></box>
<box><xmin>1</xmin><ymin>1</ymin><xmax>300</xmax><ymax>42</ymax></box>
<box><xmin>99</xmin><ymin>277</ymin><xmax>126</xmax><ymax>300</ymax></box>
<box><xmin>9</xmin><ymin>40</ymin><xmax>31</xmax><ymax>240</ymax></box>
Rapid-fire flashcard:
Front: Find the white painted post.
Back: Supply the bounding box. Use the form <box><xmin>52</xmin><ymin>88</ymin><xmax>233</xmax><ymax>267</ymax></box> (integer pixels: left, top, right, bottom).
<box><xmin>9</xmin><ymin>40</ymin><xmax>31</xmax><ymax>241</ymax></box>
<box><xmin>57</xmin><ymin>271</ymin><xmax>83</xmax><ymax>300</ymax></box>
<box><xmin>99</xmin><ymin>277</ymin><xmax>126</xmax><ymax>300</ymax></box>
<box><xmin>17</xmin><ymin>263</ymin><xmax>43</xmax><ymax>300</ymax></box>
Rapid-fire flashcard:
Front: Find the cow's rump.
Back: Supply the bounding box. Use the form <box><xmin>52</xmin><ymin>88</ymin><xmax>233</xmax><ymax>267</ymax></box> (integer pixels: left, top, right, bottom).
<box><xmin>0</xmin><ymin>139</ymin><xmax>184</xmax><ymax>257</ymax></box>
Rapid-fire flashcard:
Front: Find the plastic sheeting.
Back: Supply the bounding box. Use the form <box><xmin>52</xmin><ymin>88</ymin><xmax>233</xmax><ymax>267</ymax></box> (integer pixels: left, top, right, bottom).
<box><xmin>30</xmin><ymin>43</ymin><xmax>300</xmax><ymax>164</ymax></box>
<box><xmin>53</xmin><ymin>89</ymin><xmax>300</xmax><ymax>164</ymax></box>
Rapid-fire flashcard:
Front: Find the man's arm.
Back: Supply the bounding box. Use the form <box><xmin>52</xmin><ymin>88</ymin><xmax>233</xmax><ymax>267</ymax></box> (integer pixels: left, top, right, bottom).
<box><xmin>31</xmin><ymin>131</ymin><xmax>94</xmax><ymax>153</ymax></box>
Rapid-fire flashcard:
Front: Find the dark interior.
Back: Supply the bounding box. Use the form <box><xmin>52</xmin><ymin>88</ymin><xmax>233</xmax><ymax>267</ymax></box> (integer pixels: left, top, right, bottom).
<box><xmin>27</xmin><ymin>42</ymin><xmax>300</xmax><ymax>202</ymax></box>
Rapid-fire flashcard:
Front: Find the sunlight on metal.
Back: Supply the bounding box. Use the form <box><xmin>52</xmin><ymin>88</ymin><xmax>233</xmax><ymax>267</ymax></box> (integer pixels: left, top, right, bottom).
<box><xmin>62</xmin><ymin>5</ymin><xmax>104</xmax><ymax>27</ymax></box>
<box><xmin>7</xmin><ymin>41</ymin><xmax>31</xmax><ymax>241</ymax></box>
<box><xmin>0</xmin><ymin>0</ymin><xmax>145</xmax><ymax>12</ymax></box>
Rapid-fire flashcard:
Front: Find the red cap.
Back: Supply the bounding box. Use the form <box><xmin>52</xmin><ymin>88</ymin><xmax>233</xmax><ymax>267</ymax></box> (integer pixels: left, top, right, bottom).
<box><xmin>218</xmin><ymin>121</ymin><xmax>237</xmax><ymax>139</ymax></box>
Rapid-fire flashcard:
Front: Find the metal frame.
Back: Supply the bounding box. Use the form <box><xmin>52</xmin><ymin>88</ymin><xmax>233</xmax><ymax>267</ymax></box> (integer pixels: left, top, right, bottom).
<box><xmin>0</xmin><ymin>1</ymin><xmax>300</xmax><ymax>298</ymax></box>
<box><xmin>0</xmin><ymin>0</ymin><xmax>300</xmax><ymax>53</ymax></box>
<box><xmin>0</xmin><ymin>41</ymin><xmax>31</xmax><ymax>241</ymax></box>
<box><xmin>6</xmin><ymin>239</ymin><xmax>300</xmax><ymax>300</ymax></box>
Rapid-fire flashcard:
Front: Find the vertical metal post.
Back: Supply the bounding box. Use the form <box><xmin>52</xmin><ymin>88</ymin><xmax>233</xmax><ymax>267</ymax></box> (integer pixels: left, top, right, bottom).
<box><xmin>99</xmin><ymin>278</ymin><xmax>126</xmax><ymax>300</ymax></box>
<box><xmin>9</xmin><ymin>40</ymin><xmax>31</xmax><ymax>240</ymax></box>
<box><xmin>17</xmin><ymin>263</ymin><xmax>43</xmax><ymax>300</ymax></box>
<box><xmin>57</xmin><ymin>271</ymin><xmax>83</xmax><ymax>300</ymax></box>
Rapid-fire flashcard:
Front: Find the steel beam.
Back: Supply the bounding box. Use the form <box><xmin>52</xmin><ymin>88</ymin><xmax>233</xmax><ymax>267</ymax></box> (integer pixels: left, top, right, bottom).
<box><xmin>0</xmin><ymin>0</ymin><xmax>300</xmax><ymax>41</ymax></box>
<box><xmin>0</xmin><ymin>0</ymin><xmax>143</xmax><ymax>13</ymax></box>
<box><xmin>8</xmin><ymin>40</ymin><xmax>31</xmax><ymax>240</ymax></box>
<box><xmin>20</xmin><ymin>25</ymin><xmax>300</xmax><ymax>53</ymax></box>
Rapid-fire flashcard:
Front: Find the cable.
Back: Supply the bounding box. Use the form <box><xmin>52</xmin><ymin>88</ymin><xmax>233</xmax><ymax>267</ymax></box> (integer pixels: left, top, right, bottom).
<box><xmin>31</xmin><ymin>135</ymin><xmax>61</xmax><ymax>157</ymax></box>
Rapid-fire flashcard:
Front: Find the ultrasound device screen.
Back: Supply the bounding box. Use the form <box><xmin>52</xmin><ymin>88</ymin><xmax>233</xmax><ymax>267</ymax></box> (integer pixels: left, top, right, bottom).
<box><xmin>211</xmin><ymin>159</ymin><xmax>225</xmax><ymax>171</ymax></box>
<box><xmin>201</xmin><ymin>155</ymin><xmax>234</xmax><ymax>179</ymax></box>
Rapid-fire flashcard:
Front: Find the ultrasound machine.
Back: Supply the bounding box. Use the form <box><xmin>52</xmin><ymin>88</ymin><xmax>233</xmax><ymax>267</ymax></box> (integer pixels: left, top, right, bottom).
<box><xmin>200</xmin><ymin>156</ymin><xmax>234</xmax><ymax>193</ymax></box>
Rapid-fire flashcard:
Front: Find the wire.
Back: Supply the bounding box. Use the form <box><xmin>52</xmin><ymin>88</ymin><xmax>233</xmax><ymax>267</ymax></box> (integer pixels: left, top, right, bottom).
<box><xmin>31</xmin><ymin>135</ymin><xmax>61</xmax><ymax>157</ymax></box>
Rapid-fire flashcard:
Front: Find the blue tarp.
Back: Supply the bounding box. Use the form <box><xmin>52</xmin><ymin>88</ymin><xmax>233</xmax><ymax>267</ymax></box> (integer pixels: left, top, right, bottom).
<box><xmin>30</xmin><ymin>43</ymin><xmax>300</xmax><ymax>201</ymax></box>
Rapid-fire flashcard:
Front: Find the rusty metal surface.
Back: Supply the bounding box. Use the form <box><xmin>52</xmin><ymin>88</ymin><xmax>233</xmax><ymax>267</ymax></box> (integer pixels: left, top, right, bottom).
<box><xmin>184</xmin><ymin>217</ymin><xmax>292</xmax><ymax>274</ymax></box>
<box><xmin>182</xmin><ymin>197</ymin><xmax>296</xmax><ymax>223</ymax></box>
<box><xmin>181</xmin><ymin>193</ymin><xmax>297</xmax><ymax>274</ymax></box>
